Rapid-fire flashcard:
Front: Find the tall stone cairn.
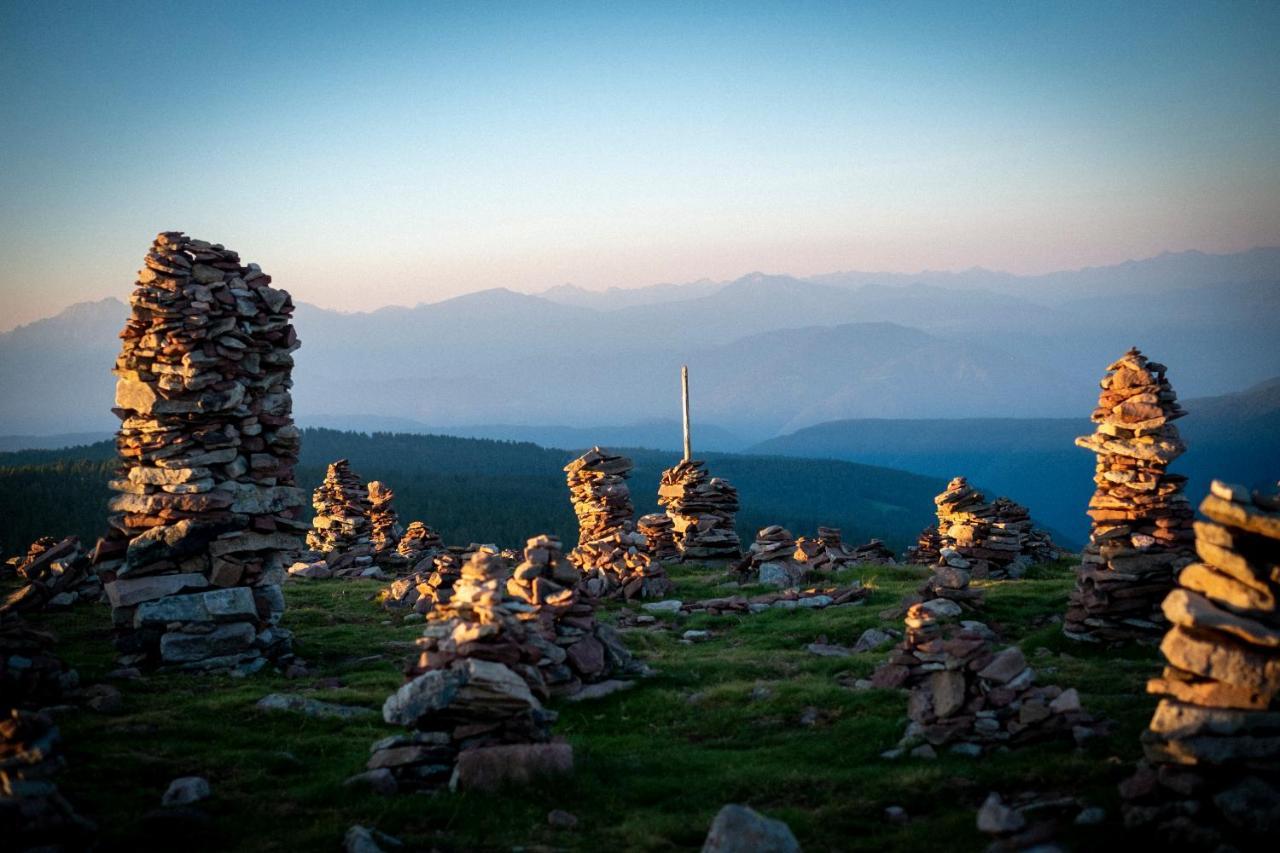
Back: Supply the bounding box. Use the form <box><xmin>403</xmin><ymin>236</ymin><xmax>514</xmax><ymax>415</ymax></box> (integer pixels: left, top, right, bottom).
<box><xmin>931</xmin><ymin>476</ymin><xmax>1058</xmax><ymax>579</ymax></box>
<box><xmin>565</xmin><ymin>448</ymin><xmax>635</xmax><ymax>554</ymax></box>
<box><xmin>104</xmin><ymin>232</ymin><xmax>303</xmax><ymax>671</ymax></box>
<box><xmin>1066</xmin><ymin>348</ymin><xmax>1195</xmax><ymax>643</ymax></box>
<box><xmin>657</xmin><ymin>459</ymin><xmax>742</xmax><ymax>561</ymax></box>
<box><xmin>1120</xmin><ymin>480</ymin><xmax>1280</xmax><ymax>845</ymax></box>
<box><xmin>367</xmin><ymin>480</ymin><xmax>405</xmax><ymax>569</ymax></box>
<box><xmin>306</xmin><ymin>459</ymin><xmax>372</xmax><ymax>555</ymax></box>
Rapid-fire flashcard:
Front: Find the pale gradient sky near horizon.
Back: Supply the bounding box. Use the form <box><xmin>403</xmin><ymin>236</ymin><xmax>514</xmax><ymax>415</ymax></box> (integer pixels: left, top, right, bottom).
<box><xmin>1</xmin><ymin>0</ymin><xmax>1278</xmax><ymax>330</ymax></box>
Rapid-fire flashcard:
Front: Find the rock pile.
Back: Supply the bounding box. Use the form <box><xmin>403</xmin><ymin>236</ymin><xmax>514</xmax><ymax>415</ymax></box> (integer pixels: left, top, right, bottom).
<box><xmin>875</xmin><ymin>603</ymin><xmax>1098</xmax><ymax>754</ymax></box>
<box><xmin>505</xmin><ymin>535</ymin><xmax>635</xmax><ymax>695</ymax></box>
<box><xmin>636</xmin><ymin>513</ymin><xmax>678</xmax><ymax>562</ymax></box>
<box><xmin>102</xmin><ymin>231</ymin><xmax>304</xmax><ymax>671</ymax></box>
<box><xmin>657</xmin><ymin>459</ymin><xmax>742</xmax><ymax>562</ymax></box>
<box><xmin>306</xmin><ymin>459</ymin><xmax>373</xmax><ymax>561</ymax></box>
<box><xmin>1</xmin><ymin>536</ymin><xmax>100</xmax><ymax>614</ymax></box>
<box><xmin>396</xmin><ymin>521</ymin><xmax>444</xmax><ymax>567</ymax></box>
<box><xmin>367</xmin><ymin>481</ymin><xmax>404</xmax><ymax>567</ymax></box>
<box><xmin>1120</xmin><ymin>480</ymin><xmax>1280</xmax><ymax>846</ymax></box>
<box><xmin>379</xmin><ymin>547</ymin><xmax>479</xmax><ymax>614</ymax></box>
<box><xmin>565</xmin><ymin>448</ymin><xmax>635</xmax><ymax>553</ymax></box>
<box><xmin>370</xmin><ymin>549</ymin><xmax>563</xmax><ymax>792</ymax></box>
<box><xmin>932</xmin><ymin>477</ymin><xmax>1058</xmax><ymax>579</ymax></box>
<box><xmin>845</xmin><ymin>537</ymin><xmax>898</xmax><ymax>566</ymax></box>
<box><xmin>738</xmin><ymin>526</ymin><xmax>802</xmax><ymax>586</ymax></box>
<box><xmin>906</xmin><ymin>526</ymin><xmax>944</xmax><ymax>566</ymax></box>
<box><xmin>1066</xmin><ymin>348</ymin><xmax>1194</xmax><ymax>643</ymax></box>
<box><xmin>573</xmin><ymin>533</ymin><xmax>673</xmax><ymax>601</ymax></box>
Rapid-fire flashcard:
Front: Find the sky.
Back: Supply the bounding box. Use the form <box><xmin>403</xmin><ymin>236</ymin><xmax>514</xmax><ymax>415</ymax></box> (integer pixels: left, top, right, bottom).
<box><xmin>1</xmin><ymin>0</ymin><xmax>1278</xmax><ymax>330</ymax></box>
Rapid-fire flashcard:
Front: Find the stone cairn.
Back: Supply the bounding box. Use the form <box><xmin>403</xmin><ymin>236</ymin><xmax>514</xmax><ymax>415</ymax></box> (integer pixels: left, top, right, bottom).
<box><xmin>930</xmin><ymin>477</ymin><xmax>1058</xmax><ymax>579</ymax></box>
<box><xmin>565</xmin><ymin>449</ymin><xmax>672</xmax><ymax>600</ymax></box>
<box><xmin>1066</xmin><ymin>348</ymin><xmax>1194</xmax><ymax>643</ymax></box>
<box><xmin>1120</xmin><ymin>480</ymin><xmax>1280</xmax><ymax>846</ymax></box>
<box><xmin>304</xmin><ymin>459</ymin><xmax>374</xmax><ymax>574</ymax></box>
<box><xmin>505</xmin><ymin>535</ymin><xmax>634</xmax><ymax>695</ymax></box>
<box><xmin>370</xmin><ymin>549</ymin><xmax>565</xmax><ymax>793</ymax></box>
<box><xmin>906</xmin><ymin>525</ymin><xmax>944</xmax><ymax>565</ymax></box>
<box><xmin>380</xmin><ymin>545</ymin><xmax>487</xmax><ymax>615</ymax></box>
<box><xmin>657</xmin><ymin>459</ymin><xmax>742</xmax><ymax>562</ymax></box>
<box><xmin>102</xmin><ymin>231</ymin><xmax>303</xmax><ymax>671</ymax></box>
<box><xmin>395</xmin><ymin>521</ymin><xmax>445</xmax><ymax>567</ymax></box>
<box><xmin>637</xmin><ymin>513</ymin><xmax>678</xmax><ymax>562</ymax></box>
<box><xmin>367</xmin><ymin>480</ymin><xmax>405</xmax><ymax>569</ymax></box>
<box><xmin>874</xmin><ymin>602</ymin><xmax>1098</xmax><ymax>754</ymax></box>
<box><xmin>824</xmin><ymin>528</ymin><xmax>898</xmax><ymax>566</ymax></box>
<box><xmin>738</xmin><ymin>526</ymin><xmax>801</xmax><ymax>586</ymax></box>
<box><xmin>1</xmin><ymin>536</ymin><xmax>99</xmax><ymax>615</ymax></box>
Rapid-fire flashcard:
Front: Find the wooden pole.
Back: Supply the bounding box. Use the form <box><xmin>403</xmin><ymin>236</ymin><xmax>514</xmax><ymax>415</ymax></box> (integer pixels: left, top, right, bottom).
<box><xmin>681</xmin><ymin>364</ymin><xmax>692</xmax><ymax>462</ymax></box>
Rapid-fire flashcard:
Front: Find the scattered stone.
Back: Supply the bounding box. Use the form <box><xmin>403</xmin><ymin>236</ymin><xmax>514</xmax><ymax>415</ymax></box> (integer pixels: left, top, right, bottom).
<box><xmin>806</xmin><ymin>643</ymin><xmax>851</xmax><ymax>658</ymax></box>
<box><xmin>255</xmin><ymin>692</ymin><xmax>377</xmax><ymax>720</ymax></box>
<box><xmin>977</xmin><ymin>792</ymin><xmax>1026</xmax><ymax>835</ymax></box>
<box><xmin>342</xmin><ymin>769</ymin><xmax>397</xmax><ymax>796</ymax></box>
<box><xmin>884</xmin><ymin>805</ymin><xmax>908</xmax><ymax>824</ymax></box>
<box><xmin>701</xmin><ymin>804</ymin><xmax>800</xmax><ymax>853</ymax></box>
<box><xmin>1066</xmin><ymin>348</ymin><xmax>1194</xmax><ymax>643</ymax></box>
<box><xmin>161</xmin><ymin>776</ymin><xmax>210</xmax><ymax>807</ymax></box>
<box><xmin>0</xmin><ymin>536</ymin><xmax>100</xmax><ymax>615</ymax></box>
<box><xmin>344</xmin><ymin>825</ymin><xmax>404</xmax><ymax>853</ymax></box>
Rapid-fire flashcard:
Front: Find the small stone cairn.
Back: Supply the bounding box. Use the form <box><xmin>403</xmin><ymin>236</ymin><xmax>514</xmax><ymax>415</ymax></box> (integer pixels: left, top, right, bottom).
<box><xmin>505</xmin><ymin>535</ymin><xmax>634</xmax><ymax>695</ymax></box>
<box><xmin>102</xmin><ymin>231</ymin><xmax>304</xmax><ymax>671</ymax></box>
<box><xmin>367</xmin><ymin>480</ymin><xmax>405</xmax><ymax>569</ymax></box>
<box><xmin>875</xmin><ymin>602</ymin><xmax>1098</xmax><ymax>754</ymax></box>
<box><xmin>906</xmin><ymin>525</ymin><xmax>944</xmax><ymax>565</ymax></box>
<box><xmin>371</xmin><ymin>549</ymin><xmax>561</xmax><ymax>791</ymax></box>
<box><xmin>931</xmin><ymin>477</ymin><xmax>1058</xmax><ymax>579</ymax></box>
<box><xmin>1066</xmin><ymin>348</ymin><xmax>1195</xmax><ymax>643</ymax></box>
<box><xmin>739</xmin><ymin>526</ymin><xmax>801</xmax><ymax>586</ymax></box>
<box><xmin>1119</xmin><ymin>480</ymin><xmax>1280</xmax><ymax>845</ymax></box>
<box><xmin>305</xmin><ymin>459</ymin><xmax>374</xmax><ymax>573</ymax></box>
<box><xmin>637</xmin><ymin>513</ymin><xmax>678</xmax><ymax>562</ymax></box>
<box><xmin>565</xmin><ymin>448</ymin><xmax>671</xmax><ymax>600</ymax></box>
<box><xmin>395</xmin><ymin>521</ymin><xmax>444</xmax><ymax>568</ymax></box>
<box><xmin>832</xmin><ymin>529</ymin><xmax>898</xmax><ymax>566</ymax></box>
<box><xmin>380</xmin><ymin>545</ymin><xmax>491</xmax><ymax>615</ymax></box>
<box><xmin>1</xmin><ymin>536</ymin><xmax>100</xmax><ymax>615</ymax></box>
<box><xmin>657</xmin><ymin>458</ymin><xmax>742</xmax><ymax>562</ymax></box>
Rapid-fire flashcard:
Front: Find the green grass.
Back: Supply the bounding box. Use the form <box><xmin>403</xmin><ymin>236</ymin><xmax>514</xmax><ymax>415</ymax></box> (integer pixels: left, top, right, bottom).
<box><xmin>14</xmin><ymin>560</ymin><xmax>1161</xmax><ymax>852</ymax></box>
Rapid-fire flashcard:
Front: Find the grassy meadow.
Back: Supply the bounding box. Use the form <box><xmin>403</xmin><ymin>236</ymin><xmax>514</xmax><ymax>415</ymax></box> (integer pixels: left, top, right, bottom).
<box><xmin>14</xmin><ymin>560</ymin><xmax>1162</xmax><ymax>852</ymax></box>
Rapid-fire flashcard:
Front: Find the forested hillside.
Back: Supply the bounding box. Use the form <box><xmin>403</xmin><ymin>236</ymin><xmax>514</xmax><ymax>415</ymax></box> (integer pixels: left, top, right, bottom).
<box><xmin>0</xmin><ymin>428</ymin><xmax>948</xmax><ymax>557</ymax></box>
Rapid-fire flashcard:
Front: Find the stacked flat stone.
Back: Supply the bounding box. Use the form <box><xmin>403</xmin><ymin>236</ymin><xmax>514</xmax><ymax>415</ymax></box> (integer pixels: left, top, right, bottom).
<box><xmin>933</xmin><ymin>477</ymin><xmax>1057</xmax><ymax>579</ymax></box>
<box><xmin>637</xmin><ymin>513</ymin><xmax>678</xmax><ymax>562</ymax></box>
<box><xmin>1066</xmin><ymin>348</ymin><xmax>1194</xmax><ymax>643</ymax></box>
<box><xmin>574</xmin><ymin>532</ymin><xmax>673</xmax><ymax>601</ymax></box>
<box><xmin>367</xmin><ymin>481</ymin><xmax>406</xmax><ymax>570</ymax></box>
<box><xmin>505</xmin><ymin>535</ymin><xmax>635</xmax><ymax>696</ymax></box>
<box><xmin>103</xmin><ymin>231</ymin><xmax>303</xmax><ymax>671</ymax></box>
<box><xmin>1120</xmin><ymin>480</ymin><xmax>1280</xmax><ymax>845</ymax></box>
<box><xmin>396</xmin><ymin>521</ymin><xmax>444</xmax><ymax>567</ymax></box>
<box><xmin>1</xmin><ymin>536</ymin><xmax>99</xmax><ymax>615</ymax></box>
<box><xmin>846</xmin><ymin>538</ymin><xmax>899</xmax><ymax>566</ymax></box>
<box><xmin>878</xmin><ymin>603</ymin><xmax>1097</xmax><ymax>754</ymax></box>
<box><xmin>371</xmin><ymin>549</ymin><xmax>558</xmax><ymax>791</ymax></box>
<box><xmin>380</xmin><ymin>547</ymin><xmax>473</xmax><ymax>614</ymax></box>
<box><xmin>565</xmin><ymin>447</ymin><xmax>635</xmax><ymax>555</ymax></box>
<box><xmin>921</xmin><ymin>560</ymin><xmax>986</xmax><ymax>611</ymax></box>
<box><xmin>657</xmin><ymin>459</ymin><xmax>743</xmax><ymax>561</ymax></box>
<box><xmin>906</xmin><ymin>526</ymin><xmax>944</xmax><ymax>565</ymax></box>
<box><xmin>738</xmin><ymin>526</ymin><xmax>801</xmax><ymax>586</ymax></box>
<box><xmin>307</xmin><ymin>459</ymin><xmax>373</xmax><ymax>557</ymax></box>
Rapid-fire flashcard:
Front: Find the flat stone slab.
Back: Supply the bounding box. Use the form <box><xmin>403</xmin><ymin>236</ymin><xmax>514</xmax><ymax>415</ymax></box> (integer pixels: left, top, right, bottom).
<box><xmin>256</xmin><ymin>693</ymin><xmax>378</xmax><ymax>720</ymax></box>
<box><xmin>564</xmin><ymin>679</ymin><xmax>637</xmax><ymax>702</ymax></box>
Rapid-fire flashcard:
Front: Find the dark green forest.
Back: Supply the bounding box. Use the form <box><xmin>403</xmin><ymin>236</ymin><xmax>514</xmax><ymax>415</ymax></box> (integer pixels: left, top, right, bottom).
<box><xmin>0</xmin><ymin>428</ymin><xmax>948</xmax><ymax>558</ymax></box>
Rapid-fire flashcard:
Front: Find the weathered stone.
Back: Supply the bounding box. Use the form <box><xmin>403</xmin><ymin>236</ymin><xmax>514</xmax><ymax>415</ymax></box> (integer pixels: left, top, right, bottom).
<box><xmin>159</xmin><ymin>622</ymin><xmax>256</xmax><ymax>663</ymax></box>
<box><xmin>449</xmin><ymin>742</ymin><xmax>574</xmax><ymax>792</ymax></box>
<box><xmin>701</xmin><ymin>803</ymin><xmax>800</xmax><ymax>853</ymax></box>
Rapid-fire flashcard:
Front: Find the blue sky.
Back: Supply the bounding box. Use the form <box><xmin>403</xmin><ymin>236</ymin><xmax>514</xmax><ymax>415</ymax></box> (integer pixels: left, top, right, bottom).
<box><xmin>1</xmin><ymin>0</ymin><xmax>1277</xmax><ymax>327</ymax></box>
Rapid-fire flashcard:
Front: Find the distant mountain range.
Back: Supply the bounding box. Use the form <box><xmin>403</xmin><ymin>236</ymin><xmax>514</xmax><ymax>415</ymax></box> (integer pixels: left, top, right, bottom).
<box><xmin>748</xmin><ymin>377</ymin><xmax>1280</xmax><ymax>543</ymax></box>
<box><xmin>1</xmin><ymin>248</ymin><xmax>1277</xmax><ymax>440</ymax></box>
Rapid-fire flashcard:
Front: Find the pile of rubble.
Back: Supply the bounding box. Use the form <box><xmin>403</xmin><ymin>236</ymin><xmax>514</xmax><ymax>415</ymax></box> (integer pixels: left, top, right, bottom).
<box><xmin>657</xmin><ymin>459</ymin><xmax>742</xmax><ymax>562</ymax></box>
<box><xmin>100</xmin><ymin>231</ymin><xmax>304</xmax><ymax>671</ymax></box>
<box><xmin>835</xmin><ymin>532</ymin><xmax>898</xmax><ymax>566</ymax></box>
<box><xmin>395</xmin><ymin>521</ymin><xmax>444</xmax><ymax>567</ymax></box>
<box><xmin>874</xmin><ymin>602</ymin><xmax>1099</xmax><ymax>754</ymax></box>
<box><xmin>930</xmin><ymin>477</ymin><xmax>1058</xmax><ymax>579</ymax></box>
<box><xmin>1</xmin><ymin>536</ymin><xmax>100</xmax><ymax>615</ymax></box>
<box><xmin>1066</xmin><ymin>349</ymin><xmax>1195</xmax><ymax>643</ymax></box>
<box><xmin>304</xmin><ymin>459</ymin><xmax>374</xmax><ymax>574</ymax></box>
<box><xmin>379</xmin><ymin>546</ymin><xmax>497</xmax><ymax>613</ymax></box>
<box><xmin>368</xmin><ymin>549</ymin><xmax>565</xmax><ymax>792</ymax></box>
<box><xmin>1120</xmin><ymin>480</ymin><xmax>1280</xmax><ymax>846</ymax></box>
<box><xmin>737</xmin><ymin>525</ymin><xmax>895</xmax><ymax>587</ymax></box>
<box><xmin>637</xmin><ymin>513</ymin><xmax>678</xmax><ymax>562</ymax></box>
<box><xmin>367</xmin><ymin>481</ymin><xmax>404</xmax><ymax>568</ymax></box>
<box><xmin>573</xmin><ymin>533</ymin><xmax>673</xmax><ymax>601</ymax></box>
